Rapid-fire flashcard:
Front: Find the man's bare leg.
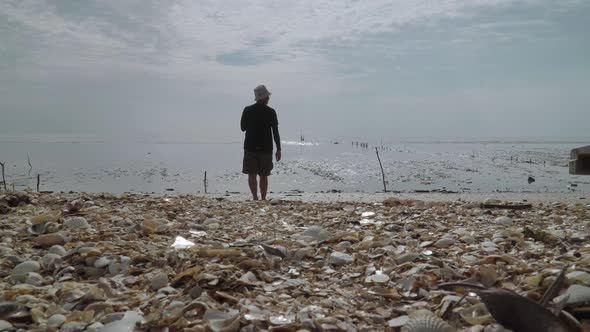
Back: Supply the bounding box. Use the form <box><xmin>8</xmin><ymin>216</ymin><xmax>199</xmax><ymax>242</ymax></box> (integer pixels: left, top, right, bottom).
<box><xmin>248</xmin><ymin>174</ymin><xmax>258</xmax><ymax>200</ymax></box>
<box><xmin>259</xmin><ymin>176</ymin><xmax>268</xmax><ymax>200</ymax></box>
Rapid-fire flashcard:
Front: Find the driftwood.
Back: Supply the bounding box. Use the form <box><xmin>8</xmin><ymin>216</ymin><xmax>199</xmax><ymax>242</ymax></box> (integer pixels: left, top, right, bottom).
<box><xmin>375</xmin><ymin>147</ymin><xmax>387</xmax><ymax>192</ymax></box>
<box><xmin>481</xmin><ymin>203</ymin><xmax>533</xmax><ymax>210</ymax></box>
<box><xmin>203</xmin><ymin>171</ymin><xmax>208</xmax><ymax>194</ymax></box>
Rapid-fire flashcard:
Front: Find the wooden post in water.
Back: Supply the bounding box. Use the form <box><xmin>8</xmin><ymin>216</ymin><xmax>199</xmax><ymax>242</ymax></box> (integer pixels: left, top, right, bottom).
<box><xmin>375</xmin><ymin>147</ymin><xmax>387</xmax><ymax>192</ymax></box>
<box><xmin>203</xmin><ymin>171</ymin><xmax>208</xmax><ymax>194</ymax></box>
<box><xmin>0</xmin><ymin>162</ymin><xmax>6</xmax><ymax>191</ymax></box>
<box><xmin>37</xmin><ymin>174</ymin><xmax>40</xmax><ymax>192</ymax></box>
<box><xmin>27</xmin><ymin>153</ymin><xmax>33</xmax><ymax>176</ymax></box>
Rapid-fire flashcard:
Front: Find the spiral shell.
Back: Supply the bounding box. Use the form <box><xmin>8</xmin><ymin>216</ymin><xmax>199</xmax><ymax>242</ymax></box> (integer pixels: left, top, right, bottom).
<box><xmin>401</xmin><ymin>314</ymin><xmax>454</xmax><ymax>332</ymax></box>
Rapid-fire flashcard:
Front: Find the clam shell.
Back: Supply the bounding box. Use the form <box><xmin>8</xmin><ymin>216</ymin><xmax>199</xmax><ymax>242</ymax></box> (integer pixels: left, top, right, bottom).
<box><xmin>401</xmin><ymin>314</ymin><xmax>454</xmax><ymax>332</ymax></box>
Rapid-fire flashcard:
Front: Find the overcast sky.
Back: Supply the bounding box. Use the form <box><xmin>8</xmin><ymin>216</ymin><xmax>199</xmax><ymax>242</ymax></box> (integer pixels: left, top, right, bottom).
<box><xmin>0</xmin><ymin>0</ymin><xmax>588</xmax><ymax>143</ymax></box>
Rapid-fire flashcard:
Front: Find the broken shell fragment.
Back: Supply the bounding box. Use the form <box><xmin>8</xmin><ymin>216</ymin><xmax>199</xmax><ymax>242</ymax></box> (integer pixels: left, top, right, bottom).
<box><xmin>459</xmin><ymin>303</ymin><xmax>493</xmax><ymax>325</ymax></box>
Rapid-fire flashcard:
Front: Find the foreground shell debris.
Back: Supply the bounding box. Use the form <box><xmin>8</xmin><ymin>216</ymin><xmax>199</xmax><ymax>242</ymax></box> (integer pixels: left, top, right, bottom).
<box><xmin>1</xmin><ymin>192</ymin><xmax>590</xmax><ymax>331</ymax></box>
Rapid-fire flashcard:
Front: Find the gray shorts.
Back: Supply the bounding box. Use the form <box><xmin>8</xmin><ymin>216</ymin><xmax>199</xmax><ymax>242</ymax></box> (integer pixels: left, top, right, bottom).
<box><xmin>242</xmin><ymin>150</ymin><xmax>273</xmax><ymax>176</ymax></box>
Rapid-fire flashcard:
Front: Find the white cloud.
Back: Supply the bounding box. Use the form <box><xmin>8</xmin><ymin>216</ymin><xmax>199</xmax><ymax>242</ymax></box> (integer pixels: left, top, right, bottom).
<box><xmin>0</xmin><ymin>0</ymin><xmax>541</xmax><ymax>73</ymax></box>
<box><xmin>0</xmin><ymin>0</ymin><xmax>586</xmax><ymax>101</ymax></box>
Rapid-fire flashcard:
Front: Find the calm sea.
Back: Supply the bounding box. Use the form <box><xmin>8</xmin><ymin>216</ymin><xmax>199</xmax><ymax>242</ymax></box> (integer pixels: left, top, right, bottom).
<box><xmin>0</xmin><ymin>140</ymin><xmax>587</xmax><ymax>194</ymax></box>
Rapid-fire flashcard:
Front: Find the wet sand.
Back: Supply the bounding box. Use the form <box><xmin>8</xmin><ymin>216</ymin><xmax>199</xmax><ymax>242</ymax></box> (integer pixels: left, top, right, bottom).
<box><xmin>218</xmin><ymin>191</ymin><xmax>590</xmax><ymax>204</ymax></box>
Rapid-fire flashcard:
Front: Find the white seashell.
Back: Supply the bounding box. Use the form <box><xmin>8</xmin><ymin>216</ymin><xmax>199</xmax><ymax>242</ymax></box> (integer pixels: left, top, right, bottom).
<box><xmin>63</xmin><ymin>216</ymin><xmax>90</xmax><ymax>229</ymax></box>
<box><xmin>365</xmin><ymin>272</ymin><xmax>390</xmax><ymax>284</ymax></box>
<box><xmin>566</xmin><ymin>271</ymin><xmax>590</xmax><ymax>286</ymax></box>
<box><xmin>41</xmin><ymin>253</ymin><xmax>63</xmax><ymax>270</ymax></box>
<box><xmin>553</xmin><ymin>284</ymin><xmax>590</xmax><ymax>306</ymax></box>
<box><xmin>402</xmin><ymin>313</ymin><xmax>454</xmax><ymax>332</ymax></box>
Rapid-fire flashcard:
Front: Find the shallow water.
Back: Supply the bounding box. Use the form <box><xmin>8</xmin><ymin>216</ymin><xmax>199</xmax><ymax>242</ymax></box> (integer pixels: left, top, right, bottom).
<box><xmin>0</xmin><ymin>140</ymin><xmax>587</xmax><ymax>194</ymax></box>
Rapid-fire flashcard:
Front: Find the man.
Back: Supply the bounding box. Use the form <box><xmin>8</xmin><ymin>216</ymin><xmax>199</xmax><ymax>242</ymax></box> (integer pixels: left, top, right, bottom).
<box><xmin>241</xmin><ymin>85</ymin><xmax>281</xmax><ymax>200</ymax></box>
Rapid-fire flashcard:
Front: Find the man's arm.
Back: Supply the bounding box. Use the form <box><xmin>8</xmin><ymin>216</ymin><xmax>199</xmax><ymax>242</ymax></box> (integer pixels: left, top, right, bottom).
<box><xmin>271</xmin><ymin>111</ymin><xmax>281</xmax><ymax>161</ymax></box>
<box><xmin>240</xmin><ymin>109</ymin><xmax>247</xmax><ymax>132</ymax></box>
<box><xmin>272</xmin><ymin>124</ymin><xmax>281</xmax><ymax>151</ymax></box>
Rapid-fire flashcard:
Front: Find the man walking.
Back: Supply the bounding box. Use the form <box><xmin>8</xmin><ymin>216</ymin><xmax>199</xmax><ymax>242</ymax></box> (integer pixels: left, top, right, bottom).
<box><xmin>241</xmin><ymin>85</ymin><xmax>281</xmax><ymax>200</ymax></box>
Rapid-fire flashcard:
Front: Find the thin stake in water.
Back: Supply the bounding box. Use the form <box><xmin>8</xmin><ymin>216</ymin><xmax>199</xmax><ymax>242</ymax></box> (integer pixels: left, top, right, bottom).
<box><xmin>375</xmin><ymin>147</ymin><xmax>387</xmax><ymax>192</ymax></box>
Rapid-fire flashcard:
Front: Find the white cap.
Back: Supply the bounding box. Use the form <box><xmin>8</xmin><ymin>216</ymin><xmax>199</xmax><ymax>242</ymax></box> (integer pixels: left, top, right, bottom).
<box><xmin>254</xmin><ymin>85</ymin><xmax>272</xmax><ymax>101</ymax></box>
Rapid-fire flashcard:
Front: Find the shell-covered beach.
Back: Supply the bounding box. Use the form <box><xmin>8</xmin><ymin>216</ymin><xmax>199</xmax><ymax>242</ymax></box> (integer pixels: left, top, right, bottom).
<box><xmin>1</xmin><ymin>191</ymin><xmax>589</xmax><ymax>331</ymax></box>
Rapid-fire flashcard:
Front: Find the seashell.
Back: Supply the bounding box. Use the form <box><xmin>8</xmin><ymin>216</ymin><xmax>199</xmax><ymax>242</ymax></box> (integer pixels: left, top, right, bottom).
<box><xmin>46</xmin><ymin>314</ymin><xmax>67</xmax><ymax>328</ymax></box>
<box><xmin>0</xmin><ymin>320</ymin><xmax>12</xmax><ymax>330</ymax></box>
<box><xmin>494</xmin><ymin>216</ymin><xmax>513</xmax><ymax>225</ymax></box>
<box><xmin>141</xmin><ymin>219</ymin><xmax>169</xmax><ymax>234</ymax></box>
<box><xmin>368</xmin><ymin>287</ymin><xmax>401</xmax><ymax>299</ymax></box>
<box><xmin>33</xmin><ymin>232</ymin><xmax>69</xmax><ymax>247</ymax></box>
<box><xmin>277</xmin><ymin>278</ymin><xmax>309</xmax><ymax>289</ymax></box>
<box><xmin>31</xmin><ymin>211</ymin><xmax>61</xmax><ymax>226</ymax></box>
<box><xmin>553</xmin><ymin>284</ymin><xmax>590</xmax><ymax>306</ymax></box>
<box><xmin>402</xmin><ymin>313</ymin><xmax>454</xmax><ymax>332</ymax></box>
<box><xmin>24</xmin><ymin>271</ymin><xmax>43</xmax><ymax>285</ymax></box>
<box><xmin>477</xmin><ymin>265</ymin><xmax>498</xmax><ymax>287</ymax></box>
<box><xmin>49</xmin><ymin>245</ymin><xmax>67</xmax><ymax>256</ymax></box>
<box><xmin>433</xmin><ymin>238</ymin><xmax>454</xmax><ymax>248</ymax></box>
<box><xmin>41</xmin><ymin>253</ymin><xmax>63</xmax><ymax>270</ymax></box>
<box><xmin>396</xmin><ymin>253</ymin><xmax>420</xmax><ymax>264</ymax></box>
<box><xmin>0</xmin><ymin>301</ymin><xmax>30</xmax><ymax>321</ymax></box>
<box><xmin>11</xmin><ymin>261</ymin><xmax>41</xmax><ymax>283</ymax></box>
<box><xmin>365</xmin><ymin>272</ymin><xmax>390</xmax><ymax>284</ymax></box>
<box><xmin>63</xmin><ymin>216</ymin><xmax>90</xmax><ymax>229</ymax></box>
<box><xmin>238</xmin><ymin>271</ymin><xmax>258</xmax><ymax>285</ymax></box>
<box><xmin>204</xmin><ymin>310</ymin><xmax>241</xmax><ymax>332</ymax></box>
<box><xmin>329</xmin><ymin>251</ymin><xmax>354</xmax><ymax>266</ymax></box>
<box><xmin>209</xmin><ymin>316</ymin><xmax>240</xmax><ymax>332</ymax></box>
<box><xmin>566</xmin><ymin>271</ymin><xmax>590</xmax><ymax>286</ymax></box>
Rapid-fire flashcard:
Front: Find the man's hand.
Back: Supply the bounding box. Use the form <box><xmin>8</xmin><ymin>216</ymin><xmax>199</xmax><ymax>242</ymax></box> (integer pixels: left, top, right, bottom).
<box><xmin>275</xmin><ymin>150</ymin><xmax>281</xmax><ymax>162</ymax></box>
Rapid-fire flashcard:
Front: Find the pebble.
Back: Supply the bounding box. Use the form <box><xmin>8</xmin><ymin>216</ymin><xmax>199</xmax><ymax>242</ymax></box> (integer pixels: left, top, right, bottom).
<box><xmin>63</xmin><ymin>216</ymin><xmax>91</xmax><ymax>229</ymax></box>
<box><xmin>328</xmin><ymin>252</ymin><xmax>354</xmax><ymax>266</ymax></box>
<box><xmin>151</xmin><ymin>272</ymin><xmax>168</xmax><ymax>290</ymax></box>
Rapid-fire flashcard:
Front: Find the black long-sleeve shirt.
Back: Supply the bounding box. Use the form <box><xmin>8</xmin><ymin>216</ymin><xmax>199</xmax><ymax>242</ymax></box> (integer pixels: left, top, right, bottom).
<box><xmin>241</xmin><ymin>102</ymin><xmax>281</xmax><ymax>153</ymax></box>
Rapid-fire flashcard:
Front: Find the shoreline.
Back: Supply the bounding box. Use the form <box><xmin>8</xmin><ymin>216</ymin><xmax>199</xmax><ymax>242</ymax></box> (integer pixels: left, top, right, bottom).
<box><xmin>215</xmin><ymin>191</ymin><xmax>590</xmax><ymax>204</ymax></box>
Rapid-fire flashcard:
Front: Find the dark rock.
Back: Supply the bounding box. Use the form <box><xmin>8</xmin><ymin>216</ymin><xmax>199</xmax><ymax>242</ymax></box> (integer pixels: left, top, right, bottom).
<box><xmin>0</xmin><ymin>203</ymin><xmax>9</xmax><ymax>215</ymax></box>
<box><xmin>2</xmin><ymin>192</ymin><xmax>31</xmax><ymax>207</ymax></box>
